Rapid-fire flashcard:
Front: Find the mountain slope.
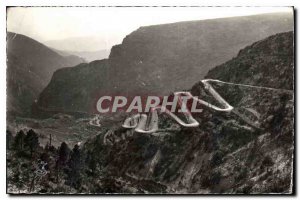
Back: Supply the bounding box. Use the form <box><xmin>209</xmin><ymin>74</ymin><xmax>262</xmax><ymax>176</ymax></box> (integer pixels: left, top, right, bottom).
<box><xmin>107</xmin><ymin>12</ymin><xmax>293</xmax><ymax>95</ymax></box>
<box><xmin>80</xmin><ymin>31</ymin><xmax>294</xmax><ymax>193</ymax></box>
<box><xmin>7</xmin><ymin>32</ymin><xmax>86</xmax><ymax>117</ymax></box>
<box><xmin>34</xmin><ymin>60</ymin><xmax>109</xmax><ymax>117</ymax></box>
<box><xmin>205</xmin><ymin>31</ymin><xmax>294</xmax><ymax>90</ymax></box>
<box><xmin>36</xmin><ymin>13</ymin><xmax>293</xmax><ymax>115</ymax></box>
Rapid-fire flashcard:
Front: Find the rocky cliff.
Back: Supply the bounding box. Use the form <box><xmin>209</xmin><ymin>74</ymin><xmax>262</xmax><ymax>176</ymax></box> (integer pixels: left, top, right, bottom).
<box><xmin>108</xmin><ymin>13</ymin><xmax>293</xmax><ymax>95</ymax></box>
<box><xmin>35</xmin><ymin>13</ymin><xmax>293</xmax><ymax>115</ymax></box>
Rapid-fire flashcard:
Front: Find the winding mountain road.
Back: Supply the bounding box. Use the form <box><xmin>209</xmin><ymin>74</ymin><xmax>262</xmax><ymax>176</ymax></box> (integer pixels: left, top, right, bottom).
<box><xmin>89</xmin><ymin>114</ymin><xmax>102</xmax><ymax>127</ymax></box>
<box><xmin>122</xmin><ymin>79</ymin><xmax>292</xmax><ymax>133</ymax></box>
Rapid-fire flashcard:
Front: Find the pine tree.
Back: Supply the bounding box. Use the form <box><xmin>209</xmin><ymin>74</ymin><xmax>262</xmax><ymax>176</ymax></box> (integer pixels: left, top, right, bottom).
<box><xmin>6</xmin><ymin>130</ymin><xmax>13</xmax><ymax>150</ymax></box>
<box><xmin>67</xmin><ymin>144</ymin><xmax>82</xmax><ymax>189</ymax></box>
<box><xmin>13</xmin><ymin>130</ymin><xmax>25</xmax><ymax>152</ymax></box>
<box><xmin>24</xmin><ymin>129</ymin><xmax>39</xmax><ymax>157</ymax></box>
<box><xmin>86</xmin><ymin>151</ymin><xmax>97</xmax><ymax>174</ymax></box>
<box><xmin>58</xmin><ymin>142</ymin><xmax>70</xmax><ymax>166</ymax></box>
<box><xmin>55</xmin><ymin>142</ymin><xmax>70</xmax><ymax>183</ymax></box>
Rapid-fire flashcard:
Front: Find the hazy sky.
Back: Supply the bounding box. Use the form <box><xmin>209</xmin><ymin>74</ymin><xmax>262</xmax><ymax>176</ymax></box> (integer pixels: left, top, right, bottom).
<box><xmin>7</xmin><ymin>7</ymin><xmax>292</xmax><ymax>51</ymax></box>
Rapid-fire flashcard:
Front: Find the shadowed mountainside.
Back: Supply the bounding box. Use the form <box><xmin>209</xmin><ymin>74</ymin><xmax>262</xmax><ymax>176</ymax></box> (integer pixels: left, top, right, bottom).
<box><xmin>80</xmin><ymin>31</ymin><xmax>294</xmax><ymax>194</ymax></box>
<box><xmin>35</xmin><ymin>13</ymin><xmax>293</xmax><ymax>116</ymax></box>
<box><xmin>107</xmin><ymin>12</ymin><xmax>293</xmax><ymax>95</ymax></box>
<box><xmin>205</xmin><ymin>31</ymin><xmax>294</xmax><ymax>90</ymax></box>
<box><xmin>7</xmin><ymin>32</ymin><xmax>85</xmax><ymax>117</ymax></box>
<box><xmin>35</xmin><ymin>60</ymin><xmax>109</xmax><ymax>117</ymax></box>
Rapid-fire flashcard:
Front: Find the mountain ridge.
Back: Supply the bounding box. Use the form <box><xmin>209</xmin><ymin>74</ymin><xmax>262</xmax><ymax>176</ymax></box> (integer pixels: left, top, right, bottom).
<box><xmin>36</xmin><ymin>13</ymin><xmax>293</xmax><ymax>116</ymax></box>
<box><xmin>7</xmin><ymin>32</ymin><xmax>86</xmax><ymax>117</ymax></box>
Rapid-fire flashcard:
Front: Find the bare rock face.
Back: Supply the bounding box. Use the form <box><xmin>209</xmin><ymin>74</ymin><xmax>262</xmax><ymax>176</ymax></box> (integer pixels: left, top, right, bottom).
<box><xmin>35</xmin><ymin>13</ymin><xmax>293</xmax><ymax>115</ymax></box>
